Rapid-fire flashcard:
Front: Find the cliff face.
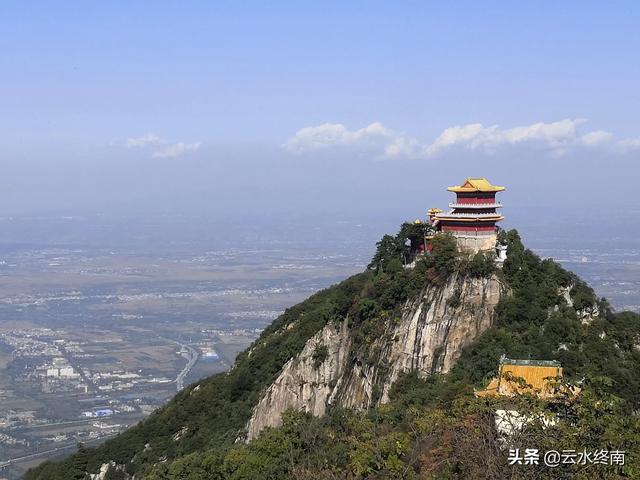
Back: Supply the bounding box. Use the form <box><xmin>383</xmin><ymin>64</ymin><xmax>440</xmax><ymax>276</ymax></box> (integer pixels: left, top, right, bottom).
<box><xmin>246</xmin><ymin>271</ymin><xmax>506</xmax><ymax>440</ymax></box>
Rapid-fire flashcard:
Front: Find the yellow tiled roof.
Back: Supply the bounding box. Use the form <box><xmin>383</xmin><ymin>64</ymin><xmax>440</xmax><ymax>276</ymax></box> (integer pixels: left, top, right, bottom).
<box><xmin>447</xmin><ymin>177</ymin><xmax>505</xmax><ymax>193</ymax></box>
<box><xmin>474</xmin><ymin>358</ymin><xmax>575</xmax><ymax>400</ymax></box>
<box><xmin>498</xmin><ymin>363</ymin><xmax>562</xmax><ymax>397</ymax></box>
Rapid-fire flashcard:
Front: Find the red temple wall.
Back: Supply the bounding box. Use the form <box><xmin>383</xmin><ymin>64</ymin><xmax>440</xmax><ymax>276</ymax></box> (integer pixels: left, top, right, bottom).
<box><xmin>455</xmin><ymin>193</ymin><xmax>496</xmax><ymax>204</ymax></box>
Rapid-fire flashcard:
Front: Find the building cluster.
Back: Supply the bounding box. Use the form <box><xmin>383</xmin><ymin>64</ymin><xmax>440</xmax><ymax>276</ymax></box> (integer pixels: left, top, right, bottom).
<box><xmin>82</xmin><ymin>408</ymin><xmax>114</xmax><ymax>418</ymax></box>
<box><xmin>1</xmin><ymin>329</ymin><xmax>174</xmax><ymax>394</ymax></box>
<box><xmin>0</xmin><ymin>326</ymin><xmax>175</xmax><ymax>440</ymax></box>
<box><xmin>89</xmin><ymin>370</ymin><xmax>146</xmax><ymax>392</ymax></box>
<box><xmin>41</xmin><ymin>357</ymin><xmax>79</xmax><ymax>379</ymax></box>
<box><xmin>43</xmin><ymin>422</ymin><xmax>123</xmax><ymax>444</ymax></box>
<box><xmin>0</xmin><ymin>329</ymin><xmax>61</xmax><ymax>357</ymax></box>
<box><xmin>90</xmin><ymin>373</ymin><xmax>172</xmax><ymax>392</ymax></box>
<box><xmin>0</xmin><ymin>432</ymin><xmax>27</xmax><ymax>446</ymax></box>
<box><xmin>199</xmin><ymin>345</ymin><xmax>219</xmax><ymax>359</ymax></box>
<box><xmin>0</xmin><ymin>410</ymin><xmax>37</xmax><ymax>429</ymax></box>
<box><xmin>200</xmin><ymin>327</ymin><xmax>262</xmax><ymax>337</ymax></box>
<box><xmin>0</xmin><ymin>410</ymin><xmax>36</xmax><ymax>448</ymax></box>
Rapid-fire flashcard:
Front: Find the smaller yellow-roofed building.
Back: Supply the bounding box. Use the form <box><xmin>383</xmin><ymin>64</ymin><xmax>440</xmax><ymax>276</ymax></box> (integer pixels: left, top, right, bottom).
<box><xmin>475</xmin><ymin>357</ymin><xmax>575</xmax><ymax>400</ymax></box>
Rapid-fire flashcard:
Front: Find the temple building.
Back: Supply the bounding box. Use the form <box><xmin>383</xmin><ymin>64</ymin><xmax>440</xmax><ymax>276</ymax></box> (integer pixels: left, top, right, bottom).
<box><xmin>475</xmin><ymin>357</ymin><xmax>578</xmax><ymax>400</ymax></box>
<box><xmin>475</xmin><ymin>357</ymin><xmax>579</xmax><ymax>439</ymax></box>
<box><xmin>432</xmin><ymin>177</ymin><xmax>505</xmax><ymax>253</ymax></box>
<box><xmin>475</xmin><ymin>358</ymin><xmax>563</xmax><ymax>399</ymax></box>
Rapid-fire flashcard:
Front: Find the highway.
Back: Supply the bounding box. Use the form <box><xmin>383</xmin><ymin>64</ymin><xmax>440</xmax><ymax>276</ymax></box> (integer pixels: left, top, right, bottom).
<box><xmin>0</xmin><ymin>433</ymin><xmax>119</xmax><ymax>471</ymax></box>
<box><xmin>155</xmin><ymin>335</ymin><xmax>199</xmax><ymax>391</ymax></box>
<box><xmin>176</xmin><ymin>344</ymin><xmax>198</xmax><ymax>391</ymax></box>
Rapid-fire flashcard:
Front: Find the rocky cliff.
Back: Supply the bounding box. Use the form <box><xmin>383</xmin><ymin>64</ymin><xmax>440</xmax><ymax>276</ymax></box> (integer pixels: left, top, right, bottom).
<box><xmin>246</xmin><ymin>271</ymin><xmax>506</xmax><ymax>440</ymax></box>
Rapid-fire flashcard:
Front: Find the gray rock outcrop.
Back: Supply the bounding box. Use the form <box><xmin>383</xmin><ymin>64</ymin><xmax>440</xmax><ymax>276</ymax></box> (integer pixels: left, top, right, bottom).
<box><xmin>246</xmin><ymin>272</ymin><xmax>506</xmax><ymax>440</ymax></box>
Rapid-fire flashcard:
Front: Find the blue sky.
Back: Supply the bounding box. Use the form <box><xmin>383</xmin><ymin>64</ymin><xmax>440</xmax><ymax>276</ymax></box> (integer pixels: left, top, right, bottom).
<box><xmin>1</xmin><ymin>2</ymin><xmax>639</xmax><ymax>216</ymax></box>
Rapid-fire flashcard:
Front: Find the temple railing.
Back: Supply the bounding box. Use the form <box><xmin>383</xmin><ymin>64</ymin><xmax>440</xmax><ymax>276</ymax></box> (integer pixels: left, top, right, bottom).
<box><xmin>436</xmin><ymin>212</ymin><xmax>503</xmax><ymax>219</ymax></box>
<box><xmin>442</xmin><ymin>231</ymin><xmax>497</xmax><ymax>237</ymax></box>
<box><xmin>448</xmin><ymin>202</ymin><xmax>502</xmax><ymax>209</ymax></box>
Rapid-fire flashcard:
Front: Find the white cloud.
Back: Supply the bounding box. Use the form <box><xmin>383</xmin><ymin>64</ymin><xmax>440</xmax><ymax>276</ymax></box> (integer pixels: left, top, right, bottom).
<box><xmin>422</xmin><ymin>119</ymin><xmax>603</xmax><ymax>156</ymax></box>
<box><xmin>618</xmin><ymin>137</ymin><xmax>640</xmax><ymax>150</ymax></box>
<box><xmin>124</xmin><ymin>133</ymin><xmax>163</xmax><ymax>148</ymax></box>
<box><xmin>122</xmin><ymin>133</ymin><xmax>201</xmax><ymax>158</ymax></box>
<box><xmin>284</xmin><ymin>122</ymin><xmax>393</xmax><ymax>154</ymax></box>
<box><xmin>579</xmin><ymin>130</ymin><xmax>613</xmax><ymax>146</ymax></box>
<box><xmin>384</xmin><ymin>136</ymin><xmax>421</xmax><ymax>159</ymax></box>
<box><xmin>152</xmin><ymin>142</ymin><xmax>201</xmax><ymax>159</ymax></box>
<box><xmin>285</xmin><ymin>119</ymin><xmax>627</xmax><ymax>159</ymax></box>
<box><xmin>424</xmin><ymin>123</ymin><xmax>487</xmax><ymax>156</ymax></box>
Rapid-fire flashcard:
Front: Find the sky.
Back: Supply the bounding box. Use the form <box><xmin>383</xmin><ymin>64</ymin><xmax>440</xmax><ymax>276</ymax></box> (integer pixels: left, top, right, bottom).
<box><xmin>1</xmin><ymin>1</ymin><xmax>639</xmax><ymax>219</ymax></box>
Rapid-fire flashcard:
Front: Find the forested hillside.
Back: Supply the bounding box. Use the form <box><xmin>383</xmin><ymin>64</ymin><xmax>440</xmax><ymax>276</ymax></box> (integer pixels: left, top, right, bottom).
<box><xmin>26</xmin><ymin>228</ymin><xmax>640</xmax><ymax>479</ymax></box>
